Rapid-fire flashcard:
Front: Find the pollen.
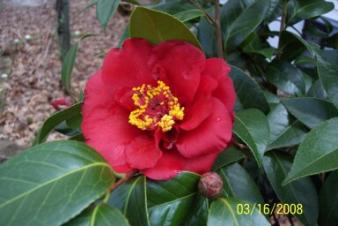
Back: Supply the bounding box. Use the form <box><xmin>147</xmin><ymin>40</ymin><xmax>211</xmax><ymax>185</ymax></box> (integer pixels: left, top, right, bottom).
<box><xmin>128</xmin><ymin>80</ymin><xmax>184</xmax><ymax>132</ymax></box>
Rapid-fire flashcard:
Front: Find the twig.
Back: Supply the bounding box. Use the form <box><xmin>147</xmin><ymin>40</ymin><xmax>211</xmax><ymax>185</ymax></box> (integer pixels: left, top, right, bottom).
<box><xmin>109</xmin><ymin>171</ymin><xmax>135</xmax><ymax>192</ymax></box>
<box><xmin>277</xmin><ymin>0</ymin><xmax>288</xmax><ymax>53</ymax></box>
<box><xmin>214</xmin><ymin>0</ymin><xmax>224</xmax><ymax>58</ymax></box>
<box><xmin>190</xmin><ymin>0</ymin><xmax>216</xmax><ymax>26</ymax></box>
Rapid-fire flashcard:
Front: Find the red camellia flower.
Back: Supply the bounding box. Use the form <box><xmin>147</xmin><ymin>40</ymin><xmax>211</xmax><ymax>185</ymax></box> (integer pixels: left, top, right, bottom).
<box><xmin>82</xmin><ymin>38</ymin><xmax>235</xmax><ymax>180</ymax></box>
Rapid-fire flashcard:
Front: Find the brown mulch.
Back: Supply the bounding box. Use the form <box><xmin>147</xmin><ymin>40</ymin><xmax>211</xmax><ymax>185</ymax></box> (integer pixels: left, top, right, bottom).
<box><xmin>0</xmin><ymin>0</ymin><xmax>127</xmax><ymax>146</ymax></box>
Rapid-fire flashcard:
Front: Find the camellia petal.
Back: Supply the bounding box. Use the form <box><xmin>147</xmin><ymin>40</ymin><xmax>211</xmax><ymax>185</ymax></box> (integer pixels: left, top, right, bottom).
<box><xmin>142</xmin><ymin>151</ymin><xmax>184</xmax><ymax>180</ymax></box>
<box><xmin>125</xmin><ymin>136</ymin><xmax>162</xmax><ymax>169</ymax></box>
<box><xmin>176</xmin><ymin>98</ymin><xmax>233</xmax><ymax>158</ymax></box>
<box><xmin>150</xmin><ymin>41</ymin><xmax>206</xmax><ymax>105</ymax></box>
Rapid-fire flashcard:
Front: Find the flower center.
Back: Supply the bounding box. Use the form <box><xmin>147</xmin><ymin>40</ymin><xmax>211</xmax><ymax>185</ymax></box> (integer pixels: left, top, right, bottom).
<box><xmin>128</xmin><ymin>80</ymin><xmax>184</xmax><ymax>132</ymax></box>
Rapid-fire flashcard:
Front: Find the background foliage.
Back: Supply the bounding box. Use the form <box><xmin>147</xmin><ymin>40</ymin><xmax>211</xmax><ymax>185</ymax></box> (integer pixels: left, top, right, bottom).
<box><xmin>1</xmin><ymin>0</ymin><xmax>338</xmax><ymax>225</ymax></box>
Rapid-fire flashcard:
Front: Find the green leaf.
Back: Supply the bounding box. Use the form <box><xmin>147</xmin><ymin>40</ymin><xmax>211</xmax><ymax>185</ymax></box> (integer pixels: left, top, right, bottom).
<box><xmin>207</xmin><ymin>198</ymin><xmax>270</xmax><ymax>226</ymax></box>
<box><xmin>91</xmin><ymin>204</ymin><xmax>130</xmax><ymax>226</ymax></box>
<box><xmin>263</xmin><ymin>152</ymin><xmax>318</xmax><ymax>226</ymax></box>
<box><xmin>96</xmin><ymin>0</ymin><xmax>120</xmax><ymax>28</ymax></box>
<box><xmin>34</xmin><ymin>103</ymin><xmax>82</xmax><ymax>145</ymax></box>
<box><xmin>267</xmin><ymin>104</ymin><xmax>289</xmax><ymax>144</ymax></box>
<box><xmin>118</xmin><ymin>25</ymin><xmax>130</xmax><ymax>48</ymax></box>
<box><xmin>0</xmin><ymin>141</ymin><xmax>115</xmax><ymax>226</ymax></box>
<box><xmin>197</xmin><ymin>17</ymin><xmax>216</xmax><ymax>57</ymax></box>
<box><xmin>173</xmin><ymin>9</ymin><xmax>203</xmax><ymax>23</ymax></box>
<box><xmin>61</xmin><ymin>44</ymin><xmax>78</xmax><ymax>93</ymax></box>
<box><xmin>129</xmin><ymin>7</ymin><xmax>200</xmax><ymax>48</ymax></box>
<box><xmin>108</xmin><ymin>182</ymin><xmax>131</xmax><ymax>211</ymax></box>
<box><xmin>229</xmin><ymin>66</ymin><xmax>270</xmax><ymax>113</ymax></box>
<box><xmin>317</xmin><ymin>51</ymin><xmax>338</xmax><ymax>108</ymax></box>
<box><xmin>266</xmin><ymin>61</ymin><xmax>306</xmax><ymax>95</ymax></box>
<box><xmin>123</xmin><ymin>176</ymin><xmax>149</xmax><ymax>226</ymax></box>
<box><xmin>267</xmin><ymin>121</ymin><xmax>308</xmax><ymax>150</ymax></box>
<box><xmin>282</xmin><ymin>97</ymin><xmax>338</xmax><ymax>128</ymax></box>
<box><xmin>147</xmin><ymin>172</ymin><xmax>200</xmax><ymax>226</ymax></box>
<box><xmin>319</xmin><ymin>171</ymin><xmax>338</xmax><ymax>226</ymax></box>
<box><xmin>284</xmin><ymin>117</ymin><xmax>338</xmax><ymax>184</ymax></box>
<box><xmin>183</xmin><ymin>196</ymin><xmax>208</xmax><ymax>226</ymax></box>
<box><xmin>278</xmin><ymin>31</ymin><xmax>307</xmax><ymax>62</ymax></box>
<box><xmin>287</xmin><ymin>0</ymin><xmax>334</xmax><ymax>25</ymax></box>
<box><xmin>222</xmin><ymin>0</ymin><xmax>270</xmax><ymax>49</ymax></box>
<box><xmin>233</xmin><ymin>109</ymin><xmax>270</xmax><ymax>168</ymax></box>
<box><xmin>212</xmin><ymin>146</ymin><xmax>245</xmax><ymax>171</ymax></box>
<box><xmin>219</xmin><ymin>163</ymin><xmax>264</xmax><ymax>204</ymax></box>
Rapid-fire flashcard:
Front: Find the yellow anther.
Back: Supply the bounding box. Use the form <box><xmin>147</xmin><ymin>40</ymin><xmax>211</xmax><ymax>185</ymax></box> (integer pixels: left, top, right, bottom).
<box><xmin>128</xmin><ymin>80</ymin><xmax>184</xmax><ymax>132</ymax></box>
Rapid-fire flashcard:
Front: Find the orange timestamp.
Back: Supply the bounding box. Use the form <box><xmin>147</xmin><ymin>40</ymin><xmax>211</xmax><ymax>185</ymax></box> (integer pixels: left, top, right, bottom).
<box><xmin>236</xmin><ymin>203</ymin><xmax>304</xmax><ymax>216</ymax></box>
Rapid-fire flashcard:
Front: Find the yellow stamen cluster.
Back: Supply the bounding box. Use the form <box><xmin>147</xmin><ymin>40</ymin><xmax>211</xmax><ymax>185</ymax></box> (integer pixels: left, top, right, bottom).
<box><xmin>128</xmin><ymin>80</ymin><xmax>184</xmax><ymax>132</ymax></box>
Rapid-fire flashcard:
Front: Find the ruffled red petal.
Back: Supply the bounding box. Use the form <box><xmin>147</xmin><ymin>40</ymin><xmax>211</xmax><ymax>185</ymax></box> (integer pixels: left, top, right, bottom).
<box><xmin>125</xmin><ymin>136</ymin><xmax>162</xmax><ymax>169</ymax></box>
<box><xmin>142</xmin><ymin>151</ymin><xmax>184</xmax><ymax>180</ymax></box>
<box><xmin>203</xmin><ymin>58</ymin><xmax>235</xmax><ymax>113</ymax></box>
<box><xmin>183</xmin><ymin>152</ymin><xmax>219</xmax><ymax>174</ymax></box>
<box><xmin>150</xmin><ymin>41</ymin><xmax>206</xmax><ymax>105</ymax></box>
<box><xmin>101</xmin><ymin>38</ymin><xmax>156</xmax><ymax>103</ymax></box>
<box><xmin>176</xmin><ymin>98</ymin><xmax>233</xmax><ymax>158</ymax></box>
<box><xmin>82</xmin><ymin>71</ymin><xmax>142</xmax><ymax>172</ymax></box>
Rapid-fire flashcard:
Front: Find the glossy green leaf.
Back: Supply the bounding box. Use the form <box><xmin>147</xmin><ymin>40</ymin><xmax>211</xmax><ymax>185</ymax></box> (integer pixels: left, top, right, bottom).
<box><xmin>96</xmin><ymin>0</ymin><xmax>120</xmax><ymax>28</ymax></box>
<box><xmin>207</xmin><ymin>198</ymin><xmax>270</xmax><ymax>226</ymax></box>
<box><xmin>183</xmin><ymin>196</ymin><xmax>208</xmax><ymax>226</ymax></box>
<box><xmin>220</xmin><ymin>163</ymin><xmax>264</xmax><ymax>204</ymax></box>
<box><xmin>229</xmin><ymin>66</ymin><xmax>270</xmax><ymax>113</ymax></box>
<box><xmin>267</xmin><ymin>121</ymin><xmax>308</xmax><ymax>150</ymax></box>
<box><xmin>263</xmin><ymin>152</ymin><xmax>318</xmax><ymax>226</ymax></box>
<box><xmin>278</xmin><ymin>31</ymin><xmax>307</xmax><ymax>62</ymax></box>
<box><xmin>212</xmin><ymin>146</ymin><xmax>245</xmax><ymax>170</ymax></box>
<box><xmin>319</xmin><ymin>171</ymin><xmax>338</xmax><ymax>226</ymax></box>
<box><xmin>287</xmin><ymin>0</ymin><xmax>334</xmax><ymax>25</ymax></box>
<box><xmin>284</xmin><ymin>117</ymin><xmax>338</xmax><ymax>184</ymax></box>
<box><xmin>267</xmin><ymin>104</ymin><xmax>289</xmax><ymax>144</ymax></box>
<box><xmin>129</xmin><ymin>7</ymin><xmax>200</xmax><ymax>48</ymax></box>
<box><xmin>147</xmin><ymin>172</ymin><xmax>199</xmax><ymax>226</ymax></box>
<box><xmin>0</xmin><ymin>141</ymin><xmax>115</xmax><ymax>226</ymax></box>
<box><xmin>173</xmin><ymin>9</ymin><xmax>203</xmax><ymax>22</ymax></box>
<box><xmin>282</xmin><ymin>97</ymin><xmax>338</xmax><ymax>128</ymax></box>
<box><xmin>266</xmin><ymin>61</ymin><xmax>306</xmax><ymax>95</ymax></box>
<box><xmin>197</xmin><ymin>17</ymin><xmax>216</xmax><ymax>57</ymax></box>
<box><xmin>34</xmin><ymin>103</ymin><xmax>82</xmax><ymax>145</ymax></box>
<box><xmin>61</xmin><ymin>44</ymin><xmax>78</xmax><ymax>93</ymax></box>
<box><xmin>317</xmin><ymin>51</ymin><xmax>338</xmax><ymax>108</ymax></box>
<box><xmin>233</xmin><ymin>109</ymin><xmax>270</xmax><ymax>168</ymax></box>
<box><xmin>91</xmin><ymin>204</ymin><xmax>130</xmax><ymax>226</ymax></box>
<box><xmin>222</xmin><ymin>0</ymin><xmax>270</xmax><ymax>49</ymax></box>
<box><xmin>124</xmin><ymin>176</ymin><xmax>149</xmax><ymax>226</ymax></box>
<box><xmin>108</xmin><ymin>182</ymin><xmax>131</xmax><ymax>211</ymax></box>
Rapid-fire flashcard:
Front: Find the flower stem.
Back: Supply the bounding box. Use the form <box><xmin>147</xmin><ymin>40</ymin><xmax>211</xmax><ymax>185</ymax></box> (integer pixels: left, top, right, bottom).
<box><xmin>214</xmin><ymin>0</ymin><xmax>224</xmax><ymax>58</ymax></box>
<box><xmin>109</xmin><ymin>171</ymin><xmax>135</xmax><ymax>192</ymax></box>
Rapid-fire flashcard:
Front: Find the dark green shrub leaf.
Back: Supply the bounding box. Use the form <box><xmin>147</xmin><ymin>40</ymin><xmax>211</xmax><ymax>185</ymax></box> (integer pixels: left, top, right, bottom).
<box><xmin>123</xmin><ymin>176</ymin><xmax>149</xmax><ymax>226</ymax></box>
<box><xmin>319</xmin><ymin>171</ymin><xmax>338</xmax><ymax>226</ymax></box>
<box><xmin>183</xmin><ymin>196</ymin><xmax>208</xmax><ymax>226</ymax></box>
<box><xmin>96</xmin><ymin>0</ymin><xmax>120</xmax><ymax>28</ymax></box>
<box><xmin>207</xmin><ymin>198</ymin><xmax>270</xmax><ymax>226</ymax></box>
<box><xmin>197</xmin><ymin>17</ymin><xmax>216</xmax><ymax>57</ymax></box>
<box><xmin>233</xmin><ymin>109</ymin><xmax>270</xmax><ymax>168</ymax></box>
<box><xmin>229</xmin><ymin>66</ymin><xmax>270</xmax><ymax>113</ymax></box>
<box><xmin>61</xmin><ymin>44</ymin><xmax>78</xmax><ymax>93</ymax></box>
<box><xmin>212</xmin><ymin>146</ymin><xmax>245</xmax><ymax>170</ymax></box>
<box><xmin>267</xmin><ymin>104</ymin><xmax>289</xmax><ymax>144</ymax></box>
<box><xmin>34</xmin><ymin>103</ymin><xmax>82</xmax><ymax>145</ymax></box>
<box><xmin>287</xmin><ymin>0</ymin><xmax>334</xmax><ymax>25</ymax></box>
<box><xmin>263</xmin><ymin>152</ymin><xmax>318</xmax><ymax>226</ymax></box>
<box><xmin>317</xmin><ymin>51</ymin><xmax>338</xmax><ymax>108</ymax></box>
<box><xmin>129</xmin><ymin>7</ymin><xmax>200</xmax><ymax>48</ymax></box>
<box><xmin>282</xmin><ymin>97</ymin><xmax>338</xmax><ymax>128</ymax></box>
<box><xmin>219</xmin><ymin>163</ymin><xmax>264</xmax><ymax>204</ymax></box>
<box><xmin>267</xmin><ymin>121</ymin><xmax>308</xmax><ymax>150</ymax></box>
<box><xmin>0</xmin><ymin>141</ymin><xmax>115</xmax><ymax>226</ymax></box>
<box><xmin>147</xmin><ymin>172</ymin><xmax>199</xmax><ymax>226</ymax></box>
<box><xmin>91</xmin><ymin>204</ymin><xmax>130</xmax><ymax>226</ymax></box>
<box><xmin>284</xmin><ymin>117</ymin><xmax>338</xmax><ymax>184</ymax></box>
<box><xmin>173</xmin><ymin>9</ymin><xmax>203</xmax><ymax>23</ymax></box>
<box><xmin>266</xmin><ymin>61</ymin><xmax>306</xmax><ymax>95</ymax></box>
<box><xmin>222</xmin><ymin>0</ymin><xmax>270</xmax><ymax>49</ymax></box>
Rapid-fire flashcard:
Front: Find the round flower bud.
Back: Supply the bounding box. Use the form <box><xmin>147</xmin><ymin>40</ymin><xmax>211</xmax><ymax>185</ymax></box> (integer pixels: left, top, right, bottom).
<box><xmin>198</xmin><ymin>172</ymin><xmax>223</xmax><ymax>198</ymax></box>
